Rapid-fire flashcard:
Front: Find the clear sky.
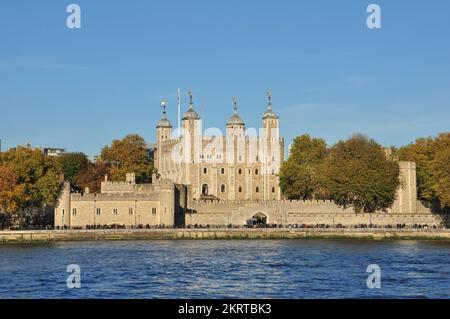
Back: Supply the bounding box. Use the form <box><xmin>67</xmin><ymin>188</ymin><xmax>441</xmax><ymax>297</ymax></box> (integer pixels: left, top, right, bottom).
<box><xmin>1</xmin><ymin>0</ymin><xmax>449</xmax><ymax>157</ymax></box>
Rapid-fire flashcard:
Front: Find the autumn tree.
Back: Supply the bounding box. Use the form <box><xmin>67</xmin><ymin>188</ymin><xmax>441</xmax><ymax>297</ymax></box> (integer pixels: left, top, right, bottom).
<box><xmin>74</xmin><ymin>162</ymin><xmax>110</xmax><ymax>193</ymax></box>
<box><xmin>0</xmin><ymin>147</ymin><xmax>62</xmax><ymax>226</ymax></box>
<box><xmin>323</xmin><ymin>134</ymin><xmax>400</xmax><ymax>213</ymax></box>
<box><xmin>279</xmin><ymin>134</ymin><xmax>329</xmax><ymax>199</ymax></box>
<box><xmin>399</xmin><ymin>132</ymin><xmax>450</xmax><ymax>209</ymax></box>
<box><xmin>0</xmin><ymin>165</ymin><xmax>26</xmax><ymax>214</ymax></box>
<box><xmin>98</xmin><ymin>134</ymin><xmax>153</xmax><ymax>183</ymax></box>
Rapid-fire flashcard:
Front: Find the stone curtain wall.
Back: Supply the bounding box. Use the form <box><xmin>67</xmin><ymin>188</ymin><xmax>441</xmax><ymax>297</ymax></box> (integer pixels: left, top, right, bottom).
<box><xmin>183</xmin><ymin>161</ymin><xmax>443</xmax><ymax>227</ymax></box>
<box><xmin>186</xmin><ymin>200</ymin><xmax>443</xmax><ymax>227</ymax></box>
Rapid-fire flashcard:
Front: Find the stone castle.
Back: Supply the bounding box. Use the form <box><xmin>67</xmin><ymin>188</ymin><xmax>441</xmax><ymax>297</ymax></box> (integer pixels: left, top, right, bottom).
<box><xmin>54</xmin><ymin>92</ymin><xmax>444</xmax><ymax>229</ymax></box>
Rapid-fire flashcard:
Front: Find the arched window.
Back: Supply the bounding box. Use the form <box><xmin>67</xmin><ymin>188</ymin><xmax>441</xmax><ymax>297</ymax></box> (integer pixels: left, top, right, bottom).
<box><xmin>221</xmin><ymin>184</ymin><xmax>226</xmax><ymax>193</ymax></box>
<box><xmin>203</xmin><ymin>167</ymin><xmax>208</xmax><ymax>174</ymax></box>
<box><xmin>238</xmin><ymin>186</ymin><xmax>242</xmax><ymax>193</ymax></box>
<box><xmin>202</xmin><ymin>184</ymin><xmax>209</xmax><ymax>195</ymax></box>
<box><xmin>272</xmin><ymin>187</ymin><xmax>275</xmax><ymax>193</ymax></box>
<box><xmin>256</xmin><ymin>186</ymin><xmax>259</xmax><ymax>193</ymax></box>
<box><xmin>221</xmin><ymin>167</ymin><xmax>225</xmax><ymax>174</ymax></box>
<box><xmin>238</xmin><ymin>168</ymin><xmax>242</xmax><ymax>175</ymax></box>
<box><xmin>255</xmin><ymin>169</ymin><xmax>259</xmax><ymax>175</ymax></box>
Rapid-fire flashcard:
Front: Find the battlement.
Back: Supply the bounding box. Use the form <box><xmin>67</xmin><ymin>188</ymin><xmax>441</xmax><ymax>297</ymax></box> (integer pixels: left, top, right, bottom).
<box><xmin>71</xmin><ymin>192</ymin><xmax>161</xmax><ymax>201</ymax></box>
<box><xmin>191</xmin><ymin>199</ymin><xmax>335</xmax><ymax>205</ymax></box>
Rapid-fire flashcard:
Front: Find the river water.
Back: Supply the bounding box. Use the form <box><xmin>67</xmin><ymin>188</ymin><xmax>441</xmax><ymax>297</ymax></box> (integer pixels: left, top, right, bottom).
<box><xmin>1</xmin><ymin>240</ymin><xmax>449</xmax><ymax>298</ymax></box>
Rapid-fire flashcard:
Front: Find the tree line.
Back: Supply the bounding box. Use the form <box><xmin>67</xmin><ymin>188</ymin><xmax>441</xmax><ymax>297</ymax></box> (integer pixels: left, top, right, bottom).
<box><xmin>0</xmin><ymin>134</ymin><xmax>153</xmax><ymax>227</ymax></box>
<box><xmin>0</xmin><ymin>132</ymin><xmax>448</xmax><ymax>227</ymax></box>
<box><xmin>279</xmin><ymin>132</ymin><xmax>450</xmax><ymax>213</ymax></box>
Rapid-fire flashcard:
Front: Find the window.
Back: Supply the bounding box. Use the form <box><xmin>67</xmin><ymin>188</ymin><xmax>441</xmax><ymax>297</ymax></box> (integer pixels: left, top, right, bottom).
<box><xmin>256</xmin><ymin>156</ymin><xmax>259</xmax><ymax>162</ymax></box>
<box><xmin>255</xmin><ymin>169</ymin><xmax>259</xmax><ymax>175</ymax></box>
<box><xmin>272</xmin><ymin>187</ymin><xmax>275</xmax><ymax>193</ymax></box>
<box><xmin>72</xmin><ymin>208</ymin><xmax>77</xmax><ymax>216</ymax></box>
<box><xmin>238</xmin><ymin>186</ymin><xmax>242</xmax><ymax>193</ymax></box>
<box><xmin>113</xmin><ymin>208</ymin><xmax>118</xmax><ymax>215</ymax></box>
<box><xmin>129</xmin><ymin>208</ymin><xmax>133</xmax><ymax>215</ymax></box>
<box><xmin>96</xmin><ymin>208</ymin><xmax>101</xmax><ymax>215</ymax></box>
<box><xmin>203</xmin><ymin>167</ymin><xmax>208</xmax><ymax>174</ymax></box>
<box><xmin>62</xmin><ymin>209</ymin><xmax>65</xmax><ymax>216</ymax></box>
<box><xmin>152</xmin><ymin>208</ymin><xmax>157</xmax><ymax>215</ymax></box>
<box><xmin>221</xmin><ymin>184</ymin><xmax>226</xmax><ymax>193</ymax></box>
<box><xmin>238</xmin><ymin>168</ymin><xmax>242</xmax><ymax>175</ymax></box>
<box><xmin>221</xmin><ymin>167</ymin><xmax>225</xmax><ymax>174</ymax></box>
<box><xmin>256</xmin><ymin>186</ymin><xmax>259</xmax><ymax>193</ymax></box>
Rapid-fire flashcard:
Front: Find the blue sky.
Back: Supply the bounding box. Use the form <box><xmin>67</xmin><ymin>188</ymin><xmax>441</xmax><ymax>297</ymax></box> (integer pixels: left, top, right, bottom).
<box><xmin>1</xmin><ymin>0</ymin><xmax>449</xmax><ymax>157</ymax></box>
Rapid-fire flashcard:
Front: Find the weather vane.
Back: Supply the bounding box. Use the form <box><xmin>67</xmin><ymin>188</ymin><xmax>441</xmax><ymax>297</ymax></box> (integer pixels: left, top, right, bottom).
<box><xmin>160</xmin><ymin>99</ymin><xmax>167</xmax><ymax>116</ymax></box>
<box><xmin>232</xmin><ymin>96</ymin><xmax>237</xmax><ymax>112</ymax></box>
<box><xmin>267</xmin><ymin>90</ymin><xmax>272</xmax><ymax>107</ymax></box>
<box><xmin>188</xmin><ymin>90</ymin><xmax>193</xmax><ymax>107</ymax></box>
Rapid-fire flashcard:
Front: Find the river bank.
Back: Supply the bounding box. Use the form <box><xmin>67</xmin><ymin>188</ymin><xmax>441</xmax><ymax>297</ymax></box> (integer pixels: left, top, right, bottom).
<box><xmin>2</xmin><ymin>228</ymin><xmax>450</xmax><ymax>244</ymax></box>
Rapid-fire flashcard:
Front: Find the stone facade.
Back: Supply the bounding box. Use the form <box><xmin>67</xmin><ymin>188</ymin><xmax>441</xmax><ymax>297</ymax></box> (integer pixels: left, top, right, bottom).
<box><xmin>54</xmin><ymin>174</ymin><xmax>184</xmax><ymax>228</ymax></box>
<box><xmin>155</xmin><ymin>92</ymin><xmax>284</xmax><ymax>201</ymax></box>
<box><xmin>54</xmin><ymin>92</ymin><xmax>445</xmax><ymax>229</ymax></box>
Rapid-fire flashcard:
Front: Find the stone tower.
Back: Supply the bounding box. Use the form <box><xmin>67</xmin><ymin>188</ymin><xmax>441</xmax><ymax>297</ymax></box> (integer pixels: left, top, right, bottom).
<box><xmin>54</xmin><ymin>182</ymin><xmax>71</xmax><ymax>228</ymax></box>
<box><xmin>261</xmin><ymin>90</ymin><xmax>282</xmax><ymax>200</ymax></box>
<box><xmin>182</xmin><ymin>91</ymin><xmax>201</xmax><ymax>187</ymax></box>
<box><xmin>155</xmin><ymin>99</ymin><xmax>172</xmax><ymax>173</ymax></box>
<box><xmin>226</xmin><ymin>97</ymin><xmax>246</xmax><ymax>200</ymax></box>
<box><xmin>394</xmin><ymin>161</ymin><xmax>418</xmax><ymax>214</ymax></box>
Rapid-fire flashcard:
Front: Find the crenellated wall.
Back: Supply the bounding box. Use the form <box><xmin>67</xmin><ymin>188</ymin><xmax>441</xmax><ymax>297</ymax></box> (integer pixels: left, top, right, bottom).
<box><xmin>54</xmin><ymin>178</ymin><xmax>177</xmax><ymax>228</ymax></box>
<box><xmin>183</xmin><ymin>161</ymin><xmax>443</xmax><ymax>227</ymax></box>
<box><xmin>185</xmin><ymin>199</ymin><xmax>443</xmax><ymax>227</ymax></box>
<box><xmin>55</xmin><ymin>161</ymin><xmax>445</xmax><ymax>229</ymax></box>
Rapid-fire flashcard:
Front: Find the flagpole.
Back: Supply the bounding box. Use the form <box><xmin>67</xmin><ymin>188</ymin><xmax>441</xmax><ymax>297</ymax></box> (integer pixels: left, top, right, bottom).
<box><xmin>177</xmin><ymin>88</ymin><xmax>181</xmax><ymax>137</ymax></box>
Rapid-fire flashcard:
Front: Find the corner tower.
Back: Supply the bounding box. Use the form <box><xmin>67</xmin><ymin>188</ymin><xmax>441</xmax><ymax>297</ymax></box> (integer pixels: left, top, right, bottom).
<box><xmin>261</xmin><ymin>90</ymin><xmax>283</xmax><ymax>200</ymax></box>
<box><xmin>155</xmin><ymin>99</ymin><xmax>172</xmax><ymax>172</ymax></box>
<box><xmin>181</xmin><ymin>91</ymin><xmax>201</xmax><ymax>187</ymax></box>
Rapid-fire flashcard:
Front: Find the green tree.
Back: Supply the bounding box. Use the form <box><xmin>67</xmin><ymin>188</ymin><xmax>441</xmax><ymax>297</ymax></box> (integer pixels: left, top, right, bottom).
<box><xmin>398</xmin><ymin>137</ymin><xmax>435</xmax><ymax>202</ymax></box>
<box><xmin>56</xmin><ymin>152</ymin><xmax>89</xmax><ymax>187</ymax></box>
<box><xmin>399</xmin><ymin>132</ymin><xmax>450</xmax><ymax>208</ymax></box>
<box><xmin>99</xmin><ymin>134</ymin><xmax>153</xmax><ymax>183</ymax></box>
<box><xmin>279</xmin><ymin>134</ymin><xmax>328</xmax><ymax>199</ymax></box>
<box><xmin>323</xmin><ymin>134</ymin><xmax>400</xmax><ymax>213</ymax></box>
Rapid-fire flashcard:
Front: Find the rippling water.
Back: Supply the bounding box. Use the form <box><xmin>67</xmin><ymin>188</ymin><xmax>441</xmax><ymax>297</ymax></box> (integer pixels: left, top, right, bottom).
<box><xmin>1</xmin><ymin>240</ymin><xmax>450</xmax><ymax>299</ymax></box>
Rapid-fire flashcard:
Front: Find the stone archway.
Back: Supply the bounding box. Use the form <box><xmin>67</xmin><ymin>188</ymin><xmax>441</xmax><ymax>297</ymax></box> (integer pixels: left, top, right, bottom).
<box><xmin>247</xmin><ymin>212</ymin><xmax>268</xmax><ymax>227</ymax></box>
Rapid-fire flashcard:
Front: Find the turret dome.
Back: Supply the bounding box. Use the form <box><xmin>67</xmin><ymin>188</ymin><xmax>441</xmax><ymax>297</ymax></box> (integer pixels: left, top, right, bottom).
<box><xmin>262</xmin><ymin>90</ymin><xmax>279</xmax><ymax>120</ymax></box>
<box><xmin>182</xmin><ymin>90</ymin><xmax>200</xmax><ymax>120</ymax></box>
<box><xmin>226</xmin><ymin>97</ymin><xmax>245</xmax><ymax>126</ymax></box>
<box><xmin>156</xmin><ymin>117</ymin><xmax>172</xmax><ymax>128</ymax></box>
<box><xmin>156</xmin><ymin>99</ymin><xmax>173</xmax><ymax>128</ymax></box>
<box><xmin>262</xmin><ymin>107</ymin><xmax>279</xmax><ymax>120</ymax></box>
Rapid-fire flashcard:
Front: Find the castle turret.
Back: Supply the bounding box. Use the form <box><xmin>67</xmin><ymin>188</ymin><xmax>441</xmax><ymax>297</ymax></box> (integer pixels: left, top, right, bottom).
<box><xmin>155</xmin><ymin>99</ymin><xmax>172</xmax><ymax>172</ymax></box>
<box><xmin>261</xmin><ymin>90</ymin><xmax>282</xmax><ymax>200</ymax></box>
<box><xmin>181</xmin><ymin>91</ymin><xmax>202</xmax><ymax>191</ymax></box>
<box><xmin>54</xmin><ymin>182</ymin><xmax>71</xmax><ymax>229</ymax></box>
<box><xmin>182</xmin><ymin>90</ymin><xmax>201</xmax><ymax>164</ymax></box>
<box><xmin>226</xmin><ymin>97</ymin><xmax>245</xmax><ymax>135</ymax></box>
